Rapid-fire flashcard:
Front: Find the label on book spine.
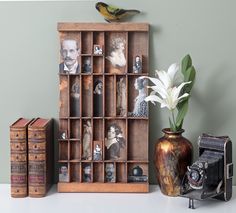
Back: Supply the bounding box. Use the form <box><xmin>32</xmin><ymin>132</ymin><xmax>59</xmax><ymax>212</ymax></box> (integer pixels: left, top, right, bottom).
<box><xmin>11</xmin><ymin>175</ymin><xmax>27</xmax><ymax>185</ymax></box>
<box><xmin>29</xmin><ymin>175</ymin><xmax>45</xmax><ymax>184</ymax></box>
<box><xmin>11</xmin><ymin>163</ymin><xmax>27</xmax><ymax>173</ymax></box>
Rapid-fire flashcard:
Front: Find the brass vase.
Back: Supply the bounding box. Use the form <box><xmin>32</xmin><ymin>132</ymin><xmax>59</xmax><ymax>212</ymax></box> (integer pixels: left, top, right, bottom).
<box><xmin>154</xmin><ymin>128</ymin><xmax>193</xmax><ymax>196</ymax></box>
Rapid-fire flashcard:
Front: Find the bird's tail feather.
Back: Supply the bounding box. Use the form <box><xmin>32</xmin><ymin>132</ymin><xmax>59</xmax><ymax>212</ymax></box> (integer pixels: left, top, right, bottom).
<box><xmin>126</xmin><ymin>9</ymin><xmax>140</xmax><ymax>14</ymax></box>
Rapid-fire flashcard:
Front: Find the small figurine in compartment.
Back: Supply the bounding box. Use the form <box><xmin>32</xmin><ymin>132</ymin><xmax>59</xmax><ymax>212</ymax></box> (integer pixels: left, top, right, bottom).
<box><xmin>128</xmin><ymin>166</ymin><xmax>148</xmax><ymax>182</ymax></box>
<box><xmin>106</xmin><ymin>37</ymin><xmax>126</xmax><ymax>68</ymax></box>
<box><xmin>105</xmin><ymin>123</ymin><xmax>125</xmax><ymax>160</ymax></box>
<box><xmin>133</xmin><ymin>55</ymin><xmax>142</xmax><ymax>73</ymax></box>
<box><xmin>70</xmin><ymin>78</ymin><xmax>80</xmax><ymax>117</ymax></box>
<box><xmin>59</xmin><ymin>39</ymin><xmax>80</xmax><ymax>74</ymax></box>
<box><xmin>93</xmin><ymin>80</ymin><xmax>103</xmax><ymax>117</ymax></box>
<box><xmin>93</xmin><ymin>144</ymin><xmax>102</xmax><ymax>161</ymax></box>
<box><xmin>82</xmin><ymin>57</ymin><xmax>92</xmax><ymax>73</ymax></box>
<box><xmin>94</xmin><ymin>44</ymin><xmax>103</xmax><ymax>55</ymax></box>
<box><xmin>129</xmin><ymin>77</ymin><xmax>148</xmax><ymax>117</ymax></box>
<box><xmin>82</xmin><ymin>121</ymin><xmax>92</xmax><ymax>160</ymax></box>
<box><xmin>59</xmin><ymin>165</ymin><xmax>69</xmax><ymax>182</ymax></box>
<box><xmin>83</xmin><ymin>164</ymin><xmax>92</xmax><ymax>182</ymax></box>
<box><xmin>59</xmin><ymin>130</ymin><xmax>68</xmax><ymax>140</ymax></box>
<box><xmin>117</xmin><ymin>77</ymin><xmax>127</xmax><ymax>116</ymax></box>
<box><xmin>105</xmin><ymin>163</ymin><xmax>115</xmax><ymax>182</ymax></box>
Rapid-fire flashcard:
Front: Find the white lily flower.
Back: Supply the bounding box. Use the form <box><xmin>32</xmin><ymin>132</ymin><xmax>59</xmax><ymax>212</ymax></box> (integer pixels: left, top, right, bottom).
<box><xmin>155</xmin><ymin>63</ymin><xmax>179</xmax><ymax>89</ymax></box>
<box><xmin>145</xmin><ymin>81</ymin><xmax>191</xmax><ymax>110</ymax></box>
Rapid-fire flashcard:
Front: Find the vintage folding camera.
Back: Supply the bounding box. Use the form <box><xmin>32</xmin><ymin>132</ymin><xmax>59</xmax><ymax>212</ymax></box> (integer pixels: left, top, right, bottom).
<box><xmin>181</xmin><ymin>133</ymin><xmax>233</xmax><ymax>209</ymax></box>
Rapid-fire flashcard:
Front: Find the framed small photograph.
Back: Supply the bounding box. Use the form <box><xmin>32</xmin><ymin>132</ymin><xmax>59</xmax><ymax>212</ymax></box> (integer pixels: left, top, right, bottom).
<box><xmin>105</xmin><ymin>163</ymin><xmax>115</xmax><ymax>182</ymax></box>
<box><xmin>83</xmin><ymin>163</ymin><xmax>92</xmax><ymax>182</ymax></box>
<box><xmin>59</xmin><ymin>165</ymin><xmax>69</xmax><ymax>182</ymax></box>
<box><xmin>133</xmin><ymin>55</ymin><xmax>142</xmax><ymax>73</ymax></box>
<box><xmin>59</xmin><ymin>130</ymin><xmax>68</xmax><ymax>140</ymax></box>
<box><xmin>82</xmin><ymin>57</ymin><xmax>92</xmax><ymax>73</ymax></box>
<box><xmin>93</xmin><ymin>141</ymin><xmax>103</xmax><ymax>161</ymax></box>
<box><xmin>94</xmin><ymin>44</ymin><xmax>103</xmax><ymax>55</ymax></box>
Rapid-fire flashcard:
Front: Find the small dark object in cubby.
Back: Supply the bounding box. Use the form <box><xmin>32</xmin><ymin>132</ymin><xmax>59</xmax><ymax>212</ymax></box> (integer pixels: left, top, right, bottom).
<box><xmin>181</xmin><ymin>133</ymin><xmax>233</xmax><ymax>209</ymax></box>
<box><xmin>128</xmin><ymin>166</ymin><xmax>148</xmax><ymax>182</ymax></box>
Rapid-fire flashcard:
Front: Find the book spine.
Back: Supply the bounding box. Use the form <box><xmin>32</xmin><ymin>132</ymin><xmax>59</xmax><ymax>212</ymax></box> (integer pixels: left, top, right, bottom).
<box><xmin>10</xmin><ymin>128</ymin><xmax>28</xmax><ymax>197</ymax></box>
<box><xmin>28</xmin><ymin>128</ymin><xmax>47</xmax><ymax>197</ymax></box>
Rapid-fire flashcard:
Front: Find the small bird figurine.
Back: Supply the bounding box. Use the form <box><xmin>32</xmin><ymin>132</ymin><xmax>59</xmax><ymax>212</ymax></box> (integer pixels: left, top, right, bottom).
<box><xmin>95</xmin><ymin>2</ymin><xmax>140</xmax><ymax>22</ymax></box>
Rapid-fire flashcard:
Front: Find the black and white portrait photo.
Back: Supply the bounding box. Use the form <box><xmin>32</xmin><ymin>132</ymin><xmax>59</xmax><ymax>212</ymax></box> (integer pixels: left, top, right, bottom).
<box><xmin>133</xmin><ymin>55</ymin><xmax>142</xmax><ymax>73</ymax></box>
<box><xmin>59</xmin><ymin>39</ymin><xmax>80</xmax><ymax>74</ymax></box>
<box><xmin>93</xmin><ymin>80</ymin><xmax>103</xmax><ymax>117</ymax></box>
<box><xmin>82</xmin><ymin>57</ymin><xmax>91</xmax><ymax>73</ymax></box>
<box><xmin>94</xmin><ymin>44</ymin><xmax>103</xmax><ymax>55</ymax></box>
<box><xmin>106</xmin><ymin>37</ymin><xmax>126</xmax><ymax>68</ymax></box>
<box><xmin>93</xmin><ymin>144</ymin><xmax>102</xmax><ymax>161</ymax></box>
<box><xmin>105</xmin><ymin>123</ymin><xmax>125</xmax><ymax>160</ymax></box>
<box><xmin>59</xmin><ymin>165</ymin><xmax>69</xmax><ymax>182</ymax></box>
<box><xmin>129</xmin><ymin>77</ymin><xmax>148</xmax><ymax>117</ymax></box>
<box><xmin>70</xmin><ymin>78</ymin><xmax>80</xmax><ymax>117</ymax></box>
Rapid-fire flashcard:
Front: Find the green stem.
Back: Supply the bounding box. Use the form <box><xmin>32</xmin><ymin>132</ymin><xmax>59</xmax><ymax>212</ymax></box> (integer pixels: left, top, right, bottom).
<box><xmin>171</xmin><ymin>110</ymin><xmax>177</xmax><ymax>131</ymax></box>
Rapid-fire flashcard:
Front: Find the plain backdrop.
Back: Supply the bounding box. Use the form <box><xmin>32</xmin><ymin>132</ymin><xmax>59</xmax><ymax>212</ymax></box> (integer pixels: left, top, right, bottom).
<box><xmin>0</xmin><ymin>0</ymin><xmax>235</xmax><ymax>185</ymax></box>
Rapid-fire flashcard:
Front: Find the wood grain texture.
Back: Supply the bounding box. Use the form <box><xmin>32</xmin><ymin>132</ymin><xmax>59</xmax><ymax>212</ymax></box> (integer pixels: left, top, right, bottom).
<box><xmin>58</xmin><ymin>182</ymin><xmax>149</xmax><ymax>193</ymax></box>
<box><xmin>58</xmin><ymin>23</ymin><xmax>149</xmax><ymax>32</ymax></box>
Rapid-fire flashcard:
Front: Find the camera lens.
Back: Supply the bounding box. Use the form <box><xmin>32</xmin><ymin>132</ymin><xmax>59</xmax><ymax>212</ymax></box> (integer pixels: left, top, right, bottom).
<box><xmin>190</xmin><ymin>170</ymin><xmax>200</xmax><ymax>181</ymax></box>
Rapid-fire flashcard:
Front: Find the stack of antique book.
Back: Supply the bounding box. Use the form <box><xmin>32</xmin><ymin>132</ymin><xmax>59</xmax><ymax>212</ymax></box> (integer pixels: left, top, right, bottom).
<box><xmin>10</xmin><ymin>118</ymin><xmax>53</xmax><ymax>198</ymax></box>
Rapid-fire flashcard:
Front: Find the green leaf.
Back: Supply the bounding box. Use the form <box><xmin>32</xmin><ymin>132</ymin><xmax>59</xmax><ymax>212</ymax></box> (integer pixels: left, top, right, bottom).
<box><xmin>169</xmin><ymin>117</ymin><xmax>176</xmax><ymax>132</ymax></box>
<box><xmin>183</xmin><ymin>66</ymin><xmax>196</xmax><ymax>94</ymax></box>
<box><xmin>181</xmin><ymin>54</ymin><xmax>192</xmax><ymax>75</ymax></box>
<box><xmin>176</xmin><ymin>100</ymin><xmax>189</xmax><ymax>129</ymax></box>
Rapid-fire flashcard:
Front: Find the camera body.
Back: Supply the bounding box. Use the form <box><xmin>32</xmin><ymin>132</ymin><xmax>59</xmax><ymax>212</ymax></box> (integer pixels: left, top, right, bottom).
<box><xmin>181</xmin><ymin>133</ymin><xmax>233</xmax><ymax>205</ymax></box>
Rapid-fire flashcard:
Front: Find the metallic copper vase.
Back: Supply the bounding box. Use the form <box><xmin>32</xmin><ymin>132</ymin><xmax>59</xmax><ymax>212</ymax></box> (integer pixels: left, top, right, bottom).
<box><xmin>155</xmin><ymin>128</ymin><xmax>193</xmax><ymax>196</ymax></box>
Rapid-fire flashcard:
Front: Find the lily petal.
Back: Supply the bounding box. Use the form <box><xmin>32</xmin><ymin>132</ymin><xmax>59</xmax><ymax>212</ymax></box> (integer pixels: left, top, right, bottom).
<box><xmin>156</xmin><ymin>70</ymin><xmax>171</xmax><ymax>89</ymax></box>
<box><xmin>144</xmin><ymin>95</ymin><xmax>165</xmax><ymax>105</ymax></box>
<box><xmin>167</xmin><ymin>63</ymin><xmax>179</xmax><ymax>83</ymax></box>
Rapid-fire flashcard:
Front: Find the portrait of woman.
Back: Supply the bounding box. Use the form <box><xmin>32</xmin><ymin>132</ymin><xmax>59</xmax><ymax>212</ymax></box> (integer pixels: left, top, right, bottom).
<box><xmin>105</xmin><ymin>123</ymin><xmax>125</xmax><ymax>160</ymax></box>
<box><xmin>93</xmin><ymin>80</ymin><xmax>103</xmax><ymax>117</ymax></box>
<box><xmin>106</xmin><ymin>37</ymin><xmax>126</xmax><ymax>68</ymax></box>
<box><xmin>129</xmin><ymin>77</ymin><xmax>148</xmax><ymax>117</ymax></box>
<box><xmin>70</xmin><ymin>79</ymin><xmax>80</xmax><ymax>117</ymax></box>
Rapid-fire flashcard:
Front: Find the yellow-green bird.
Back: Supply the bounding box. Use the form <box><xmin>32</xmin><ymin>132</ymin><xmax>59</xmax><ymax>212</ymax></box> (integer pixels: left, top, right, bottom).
<box><xmin>95</xmin><ymin>2</ymin><xmax>140</xmax><ymax>22</ymax></box>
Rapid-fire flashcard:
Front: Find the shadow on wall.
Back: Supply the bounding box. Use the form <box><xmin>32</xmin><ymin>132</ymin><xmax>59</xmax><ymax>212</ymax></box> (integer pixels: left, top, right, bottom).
<box><xmin>191</xmin><ymin>64</ymin><xmax>236</xmax><ymax>183</ymax></box>
<box><xmin>148</xmin><ymin>24</ymin><xmax>162</xmax><ymax>184</ymax></box>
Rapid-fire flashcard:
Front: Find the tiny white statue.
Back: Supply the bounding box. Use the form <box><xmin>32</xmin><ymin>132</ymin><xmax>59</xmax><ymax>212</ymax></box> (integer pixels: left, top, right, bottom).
<box><xmin>117</xmin><ymin>77</ymin><xmax>126</xmax><ymax>116</ymax></box>
<box><xmin>93</xmin><ymin>144</ymin><xmax>102</xmax><ymax>161</ymax></box>
<box><xmin>82</xmin><ymin>120</ymin><xmax>92</xmax><ymax>160</ymax></box>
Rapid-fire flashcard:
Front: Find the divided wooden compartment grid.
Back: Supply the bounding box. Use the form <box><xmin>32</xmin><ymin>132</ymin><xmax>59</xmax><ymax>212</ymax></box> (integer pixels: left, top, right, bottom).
<box><xmin>58</xmin><ymin>23</ymin><xmax>149</xmax><ymax>192</ymax></box>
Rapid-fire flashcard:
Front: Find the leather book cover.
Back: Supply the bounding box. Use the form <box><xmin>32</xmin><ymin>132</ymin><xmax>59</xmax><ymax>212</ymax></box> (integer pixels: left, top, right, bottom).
<box><xmin>28</xmin><ymin>118</ymin><xmax>53</xmax><ymax>197</ymax></box>
<box><xmin>10</xmin><ymin>118</ymin><xmax>33</xmax><ymax>198</ymax></box>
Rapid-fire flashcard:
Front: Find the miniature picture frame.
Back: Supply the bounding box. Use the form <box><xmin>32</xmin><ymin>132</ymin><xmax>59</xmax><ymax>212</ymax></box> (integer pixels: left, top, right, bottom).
<box><xmin>133</xmin><ymin>55</ymin><xmax>142</xmax><ymax>74</ymax></box>
<box><xmin>59</xmin><ymin>130</ymin><xmax>68</xmax><ymax>140</ymax></box>
<box><xmin>94</xmin><ymin>44</ymin><xmax>103</xmax><ymax>55</ymax></box>
<box><xmin>59</xmin><ymin>165</ymin><xmax>69</xmax><ymax>182</ymax></box>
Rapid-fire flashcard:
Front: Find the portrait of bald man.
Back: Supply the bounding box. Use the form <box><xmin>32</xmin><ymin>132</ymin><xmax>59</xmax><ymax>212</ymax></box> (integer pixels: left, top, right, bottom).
<box><xmin>59</xmin><ymin>39</ymin><xmax>80</xmax><ymax>74</ymax></box>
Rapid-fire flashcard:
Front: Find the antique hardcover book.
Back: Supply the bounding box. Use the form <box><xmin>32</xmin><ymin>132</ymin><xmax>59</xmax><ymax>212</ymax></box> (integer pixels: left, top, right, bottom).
<box><xmin>28</xmin><ymin>118</ymin><xmax>53</xmax><ymax>197</ymax></box>
<box><xmin>10</xmin><ymin>118</ymin><xmax>33</xmax><ymax>198</ymax></box>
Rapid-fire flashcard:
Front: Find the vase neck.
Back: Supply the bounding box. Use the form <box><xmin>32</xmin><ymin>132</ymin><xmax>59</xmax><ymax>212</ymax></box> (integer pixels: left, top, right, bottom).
<box><xmin>162</xmin><ymin>128</ymin><xmax>184</xmax><ymax>138</ymax></box>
